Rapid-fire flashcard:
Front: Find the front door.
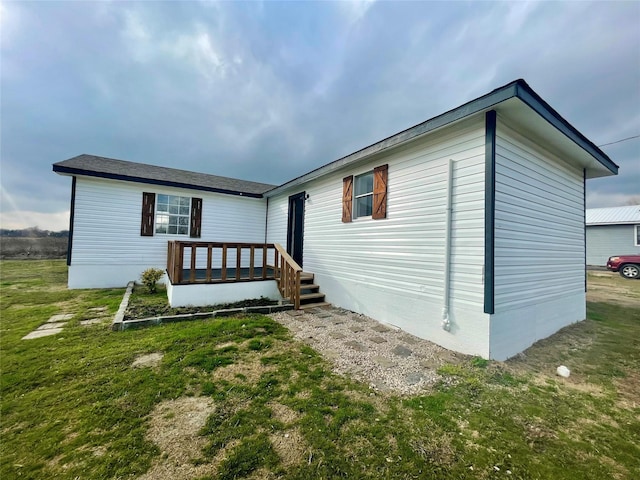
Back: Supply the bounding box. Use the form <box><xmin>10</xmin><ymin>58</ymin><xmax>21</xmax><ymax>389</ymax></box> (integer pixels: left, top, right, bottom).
<box><xmin>287</xmin><ymin>192</ymin><xmax>305</xmax><ymax>267</ymax></box>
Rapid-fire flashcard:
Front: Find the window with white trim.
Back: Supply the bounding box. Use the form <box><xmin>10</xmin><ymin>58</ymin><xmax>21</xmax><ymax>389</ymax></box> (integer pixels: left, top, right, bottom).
<box><xmin>354</xmin><ymin>171</ymin><xmax>374</xmax><ymax>218</ymax></box>
<box><xmin>155</xmin><ymin>194</ymin><xmax>191</xmax><ymax>235</ymax></box>
<box><xmin>635</xmin><ymin>225</ymin><xmax>640</xmax><ymax>246</ymax></box>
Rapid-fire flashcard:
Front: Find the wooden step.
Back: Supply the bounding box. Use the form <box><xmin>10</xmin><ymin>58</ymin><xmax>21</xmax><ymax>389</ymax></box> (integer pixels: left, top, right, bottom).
<box><xmin>299</xmin><ymin>302</ymin><xmax>331</xmax><ymax>310</ymax></box>
<box><xmin>300</xmin><ymin>272</ymin><xmax>314</xmax><ymax>282</ymax></box>
<box><xmin>300</xmin><ymin>292</ymin><xmax>325</xmax><ymax>302</ymax></box>
<box><xmin>299</xmin><ymin>283</ymin><xmax>320</xmax><ymax>292</ymax></box>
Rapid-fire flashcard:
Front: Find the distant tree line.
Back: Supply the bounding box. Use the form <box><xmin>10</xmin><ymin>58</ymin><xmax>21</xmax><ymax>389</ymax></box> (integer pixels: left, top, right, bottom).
<box><xmin>0</xmin><ymin>228</ymin><xmax>69</xmax><ymax>238</ymax></box>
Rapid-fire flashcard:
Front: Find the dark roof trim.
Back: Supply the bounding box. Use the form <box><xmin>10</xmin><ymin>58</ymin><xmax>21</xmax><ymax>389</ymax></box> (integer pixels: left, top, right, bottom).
<box><xmin>514</xmin><ymin>82</ymin><xmax>618</xmax><ymax>175</ymax></box>
<box><xmin>53</xmin><ymin>164</ymin><xmax>265</xmax><ymax>198</ymax></box>
<box><xmin>266</xmin><ymin>79</ymin><xmax>618</xmax><ymax>196</ymax></box>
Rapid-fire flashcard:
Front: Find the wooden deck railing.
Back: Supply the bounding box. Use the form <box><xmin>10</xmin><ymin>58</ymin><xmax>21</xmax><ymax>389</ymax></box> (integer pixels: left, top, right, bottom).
<box><xmin>273</xmin><ymin>243</ymin><xmax>302</xmax><ymax>310</ymax></box>
<box><xmin>166</xmin><ymin>241</ymin><xmax>303</xmax><ymax>309</ymax></box>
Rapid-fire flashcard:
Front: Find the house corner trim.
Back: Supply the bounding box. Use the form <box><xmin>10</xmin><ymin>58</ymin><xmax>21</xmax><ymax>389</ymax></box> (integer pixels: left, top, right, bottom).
<box><xmin>484</xmin><ymin>110</ymin><xmax>497</xmax><ymax>314</ymax></box>
<box><xmin>67</xmin><ymin>176</ymin><xmax>77</xmax><ymax>266</ymax></box>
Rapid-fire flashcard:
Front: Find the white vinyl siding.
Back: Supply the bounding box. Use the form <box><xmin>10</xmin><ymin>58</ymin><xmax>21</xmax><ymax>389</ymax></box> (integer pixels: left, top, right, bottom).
<box><xmin>586</xmin><ymin>224</ymin><xmax>640</xmax><ymax>265</ymax></box>
<box><xmin>69</xmin><ymin>177</ymin><xmax>266</xmax><ymax>288</ymax></box>
<box><xmin>490</xmin><ymin>120</ymin><xmax>586</xmax><ymax>359</ymax></box>
<box><xmin>266</xmin><ymin>196</ymin><xmax>288</xmax><ymax>247</ymax></box>
<box><xmin>267</xmin><ymin>116</ymin><xmax>490</xmax><ymax>357</ymax></box>
<box><xmin>493</xmin><ymin>122</ymin><xmax>585</xmax><ymax>310</ymax></box>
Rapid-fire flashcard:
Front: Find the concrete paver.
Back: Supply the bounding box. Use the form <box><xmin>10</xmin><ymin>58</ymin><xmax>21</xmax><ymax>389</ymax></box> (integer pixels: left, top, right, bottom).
<box><xmin>80</xmin><ymin>318</ymin><xmax>108</xmax><ymax>326</ymax></box>
<box><xmin>344</xmin><ymin>341</ymin><xmax>367</xmax><ymax>352</ymax></box>
<box><xmin>22</xmin><ymin>329</ymin><xmax>63</xmax><ymax>340</ymax></box>
<box><xmin>37</xmin><ymin>322</ymin><xmax>67</xmax><ymax>330</ymax></box>
<box><xmin>47</xmin><ymin>314</ymin><xmax>73</xmax><ymax>323</ymax></box>
<box><xmin>392</xmin><ymin>345</ymin><xmax>413</xmax><ymax>357</ymax></box>
<box><xmin>368</xmin><ymin>336</ymin><xmax>387</xmax><ymax>344</ymax></box>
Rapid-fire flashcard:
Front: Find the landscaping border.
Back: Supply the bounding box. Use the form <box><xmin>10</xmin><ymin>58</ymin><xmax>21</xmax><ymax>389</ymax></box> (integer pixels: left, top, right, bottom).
<box><xmin>111</xmin><ymin>283</ymin><xmax>294</xmax><ymax>331</ymax></box>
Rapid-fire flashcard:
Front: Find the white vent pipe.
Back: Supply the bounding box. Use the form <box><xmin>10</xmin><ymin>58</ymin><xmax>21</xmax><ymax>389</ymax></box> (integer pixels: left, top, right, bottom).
<box><xmin>442</xmin><ymin>159</ymin><xmax>453</xmax><ymax>332</ymax></box>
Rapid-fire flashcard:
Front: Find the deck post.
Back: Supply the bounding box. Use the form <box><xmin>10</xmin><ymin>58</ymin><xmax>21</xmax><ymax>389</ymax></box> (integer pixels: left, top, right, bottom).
<box><xmin>221</xmin><ymin>244</ymin><xmax>227</xmax><ymax>281</ymax></box>
<box><xmin>236</xmin><ymin>245</ymin><xmax>241</xmax><ymax>280</ymax></box>
<box><xmin>206</xmin><ymin>244</ymin><xmax>212</xmax><ymax>282</ymax></box>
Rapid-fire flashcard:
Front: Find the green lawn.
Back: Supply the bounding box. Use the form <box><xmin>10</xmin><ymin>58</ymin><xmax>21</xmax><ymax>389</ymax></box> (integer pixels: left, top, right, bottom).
<box><xmin>1</xmin><ymin>260</ymin><xmax>639</xmax><ymax>479</ymax></box>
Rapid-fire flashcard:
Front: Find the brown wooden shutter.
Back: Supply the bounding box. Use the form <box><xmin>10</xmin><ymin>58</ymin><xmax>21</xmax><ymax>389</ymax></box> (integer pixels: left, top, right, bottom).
<box><xmin>141</xmin><ymin>192</ymin><xmax>155</xmax><ymax>236</ymax></box>
<box><xmin>372</xmin><ymin>164</ymin><xmax>388</xmax><ymax>220</ymax></box>
<box><xmin>342</xmin><ymin>175</ymin><xmax>353</xmax><ymax>223</ymax></box>
<box><xmin>190</xmin><ymin>197</ymin><xmax>202</xmax><ymax>238</ymax></box>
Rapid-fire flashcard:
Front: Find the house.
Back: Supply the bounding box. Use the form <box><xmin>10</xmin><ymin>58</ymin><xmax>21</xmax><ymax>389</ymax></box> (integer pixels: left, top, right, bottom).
<box><xmin>586</xmin><ymin>205</ymin><xmax>640</xmax><ymax>266</ymax></box>
<box><xmin>53</xmin><ymin>79</ymin><xmax>618</xmax><ymax>360</ymax></box>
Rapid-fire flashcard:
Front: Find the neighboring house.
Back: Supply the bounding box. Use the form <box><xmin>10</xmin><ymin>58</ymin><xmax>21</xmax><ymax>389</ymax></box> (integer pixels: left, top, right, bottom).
<box><xmin>586</xmin><ymin>205</ymin><xmax>640</xmax><ymax>266</ymax></box>
<box><xmin>53</xmin><ymin>79</ymin><xmax>618</xmax><ymax>360</ymax></box>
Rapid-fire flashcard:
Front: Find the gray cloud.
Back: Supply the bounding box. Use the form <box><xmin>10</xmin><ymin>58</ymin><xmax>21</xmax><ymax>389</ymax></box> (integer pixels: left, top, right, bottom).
<box><xmin>1</xmin><ymin>1</ymin><xmax>638</xmax><ymax>229</ymax></box>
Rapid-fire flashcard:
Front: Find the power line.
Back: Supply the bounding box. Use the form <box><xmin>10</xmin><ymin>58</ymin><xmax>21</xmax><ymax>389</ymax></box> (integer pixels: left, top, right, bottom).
<box><xmin>598</xmin><ymin>134</ymin><xmax>640</xmax><ymax>147</ymax></box>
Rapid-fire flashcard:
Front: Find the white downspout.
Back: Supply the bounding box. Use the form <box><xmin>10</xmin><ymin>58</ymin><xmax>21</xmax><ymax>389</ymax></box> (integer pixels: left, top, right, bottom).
<box><xmin>442</xmin><ymin>159</ymin><xmax>453</xmax><ymax>332</ymax></box>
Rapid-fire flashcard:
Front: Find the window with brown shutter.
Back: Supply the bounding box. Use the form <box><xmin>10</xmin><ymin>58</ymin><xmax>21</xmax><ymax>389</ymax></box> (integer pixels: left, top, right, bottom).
<box><xmin>342</xmin><ymin>175</ymin><xmax>353</xmax><ymax>223</ymax></box>
<box><xmin>372</xmin><ymin>164</ymin><xmax>388</xmax><ymax>219</ymax></box>
<box><xmin>190</xmin><ymin>197</ymin><xmax>202</xmax><ymax>238</ymax></box>
<box><xmin>141</xmin><ymin>192</ymin><xmax>155</xmax><ymax>236</ymax></box>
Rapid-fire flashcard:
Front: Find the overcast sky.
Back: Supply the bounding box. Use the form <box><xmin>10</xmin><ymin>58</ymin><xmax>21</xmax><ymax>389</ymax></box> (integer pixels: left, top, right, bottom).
<box><xmin>1</xmin><ymin>0</ymin><xmax>639</xmax><ymax>231</ymax></box>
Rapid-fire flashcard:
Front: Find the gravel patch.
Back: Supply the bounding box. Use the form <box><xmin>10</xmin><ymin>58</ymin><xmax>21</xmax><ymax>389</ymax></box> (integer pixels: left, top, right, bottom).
<box><xmin>270</xmin><ymin>308</ymin><xmax>460</xmax><ymax>395</ymax></box>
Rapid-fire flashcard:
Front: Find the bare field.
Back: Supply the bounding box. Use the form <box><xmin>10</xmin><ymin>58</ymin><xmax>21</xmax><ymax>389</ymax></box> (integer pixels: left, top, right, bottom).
<box><xmin>0</xmin><ymin>237</ymin><xmax>67</xmax><ymax>259</ymax></box>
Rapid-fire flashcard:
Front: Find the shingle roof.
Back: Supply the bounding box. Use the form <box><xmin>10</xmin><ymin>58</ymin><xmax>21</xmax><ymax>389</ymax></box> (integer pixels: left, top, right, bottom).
<box><xmin>53</xmin><ymin>154</ymin><xmax>276</xmax><ymax>198</ymax></box>
<box><xmin>586</xmin><ymin>205</ymin><xmax>640</xmax><ymax>225</ymax></box>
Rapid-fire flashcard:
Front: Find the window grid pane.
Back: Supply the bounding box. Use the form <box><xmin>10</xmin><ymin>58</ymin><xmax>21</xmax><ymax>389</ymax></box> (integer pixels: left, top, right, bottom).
<box><xmin>155</xmin><ymin>195</ymin><xmax>191</xmax><ymax>235</ymax></box>
<box><xmin>354</xmin><ymin>171</ymin><xmax>374</xmax><ymax>218</ymax></box>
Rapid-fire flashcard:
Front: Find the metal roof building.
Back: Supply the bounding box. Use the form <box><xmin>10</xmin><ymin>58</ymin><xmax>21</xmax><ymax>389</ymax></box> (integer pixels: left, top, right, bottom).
<box><xmin>586</xmin><ymin>205</ymin><xmax>640</xmax><ymax>265</ymax></box>
<box><xmin>586</xmin><ymin>205</ymin><xmax>640</xmax><ymax>226</ymax></box>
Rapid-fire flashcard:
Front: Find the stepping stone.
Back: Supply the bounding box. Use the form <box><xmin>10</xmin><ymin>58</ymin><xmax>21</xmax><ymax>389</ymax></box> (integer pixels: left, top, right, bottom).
<box><xmin>47</xmin><ymin>314</ymin><xmax>73</xmax><ymax>323</ymax></box>
<box><xmin>80</xmin><ymin>318</ymin><xmax>107</xmax><ymax>326</ymax></box>
<box><xmin>331</xmin><ymin>318</ymin><xmax>345</xmax><ymax>325</ymax></box>
<box><xmin>405</xmin><ymin>372</ymin><xmax>424</xmax><ymax>385</ymax></box>
<box><xmin>371</xmin><ymin>324</ymin><xmax>391</xmax><ymax>333</ymax></box>
<box><xmin>370</xmin><ymin>380</ymin><xmax>391</xmax><ymax>392</ymax></box>
<box><xmin>368</xmin><ymin>336</ymin><xmax>387</xmax><ymax>344</ymax></box>
<box><xmin>351</xmin><ymin>315</ymin><xmax>367</xmax><ymax>323</ymax></box>
<box><xmin>311</xmin><ymin>322</ymin><xmax>327</xmax><ymax>329</ymax></box>
<box><xmin>349</xmin><ymin>325</ymin><xmax>365</xmax><ymax>333</ymax></box>
<box><xmin>286</xmin><ymin>310</ymin><xmax>305</xmax><ymax>317</ymax></box>
<box><xmin>344</xmin><ymin>341</ymin><xmax>367</xmax><ymax>352</ymax></box>
<box><xmin>89</xmin><ymin>306</ymin><xmax>108</xmax><ymax>312</ymax></box>
<box><xmin>332</xmin><ymin>309</ymin><xmax>349</xmax><ymax>316</ymax></box>
<box><xmin>22</xmin><ymin>329</ymin><xmax>63</xmax><ymax>340</ymax></box>
<box><xmin>399</xmin><ymin>334</ymin><xmax>419</xmax><ymax>345</ymax></box>
<box><xmin>329</xmin><ymin>332</ymin><xmax>347</xmax><ymax>340</ymax></box>
<box><xmin>392</xmin><ymin>345</ymin><xmax>413</xmax><ymax>358</ymax></box>
<box><xmin>323</xmin><ymin>350</ymin><xmax>340</xmax><ymax>361</ymax></box>
<box><xmin>372</xmin><ymin>356</ymin><xmax>396</xmax><ymax>368</ymax></box>
<box><xmin>37</xmin><ymin>322</ymin><xmax>67</xmax><ymax>330</ymax></box>
<box><xmin>315</xmin><ymin>312</ymin><xmax>333</xmax><ymax>319</ymax></box>
<box><xmin>420</xmin><ymin>359</ymin><xmax>440</xmax><ymax>369</ymax></box>
<box><xmin>132</xmin><ymin>352</ymin><xmax>164</xmax><ymax>368</ymax></box>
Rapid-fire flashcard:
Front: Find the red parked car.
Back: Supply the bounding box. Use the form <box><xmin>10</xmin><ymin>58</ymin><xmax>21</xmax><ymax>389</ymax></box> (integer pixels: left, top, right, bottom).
<box><xmin>606</xmin><ymin>255</ymin><xmax>640</xmax><ymax>279</ymax></box>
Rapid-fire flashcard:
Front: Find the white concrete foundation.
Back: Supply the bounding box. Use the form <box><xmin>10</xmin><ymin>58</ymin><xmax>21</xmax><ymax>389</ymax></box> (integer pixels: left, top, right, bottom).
<box><xmin>167</xmin><ymin>280</ymin><xmax>282</xmax><ymax>307</ymax></box>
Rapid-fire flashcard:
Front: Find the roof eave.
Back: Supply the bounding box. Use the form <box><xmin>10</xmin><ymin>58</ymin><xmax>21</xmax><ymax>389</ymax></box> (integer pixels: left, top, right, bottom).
<box><xmin>266</xmin><ymin>79</ymin><xmax>618</xmax><ymax>197</ymax></box>
<box><xmin>52</xmin><ymin>164</ymin><xmax>266</xmax><ymax>198</ymax></box>
<box><xmin>513</xmin><ymin>82</ymin><xmax>618</xmax><ymax>176</ymax></box>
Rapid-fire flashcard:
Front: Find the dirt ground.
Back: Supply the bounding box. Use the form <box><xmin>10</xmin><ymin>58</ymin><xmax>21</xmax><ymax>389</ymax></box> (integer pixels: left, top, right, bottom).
<box><xmin>585</xmin><ymin>271</ymin><xmax>640</xmax><ymax>307</ymax></box>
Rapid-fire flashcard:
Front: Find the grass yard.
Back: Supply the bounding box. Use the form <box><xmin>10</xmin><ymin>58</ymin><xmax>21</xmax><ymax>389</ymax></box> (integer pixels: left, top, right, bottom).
<box><xmin>1</xmin><ymin>260</ymin><xmax>639</xmax><ymax>479</ymax></box>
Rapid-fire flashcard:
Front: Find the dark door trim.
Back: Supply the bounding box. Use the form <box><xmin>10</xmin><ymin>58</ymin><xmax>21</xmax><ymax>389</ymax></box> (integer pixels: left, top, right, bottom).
<box><xmin>287</xmin><ymin>192</ymin><xmax>305</xmax><ymax>267</ymax></box>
